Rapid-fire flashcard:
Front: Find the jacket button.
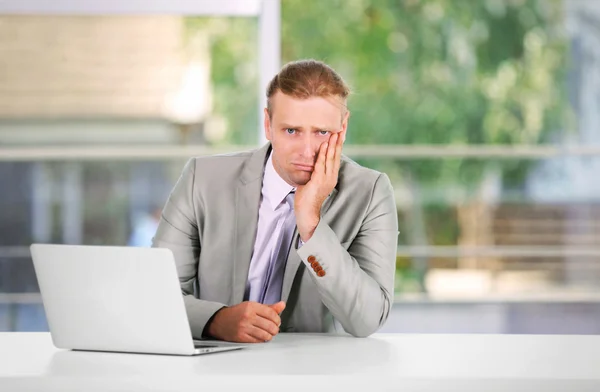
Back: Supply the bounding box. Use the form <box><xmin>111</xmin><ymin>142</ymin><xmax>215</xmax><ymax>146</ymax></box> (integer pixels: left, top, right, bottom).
<box><xmin>317</xmin><ymin>270</ymin><xmax>326</xmax><ymax>277</ymax></box>
<box><xmin>307</xmin><ymin>255</ymin><xmax>316</xmax><ymax>263</ymax></box>
<box><xmin>310</xmin><ymin>261</ymin><xmax>319</xmax><ymax>269</ymax></box>
<box><xmin>314</xmin><ymin>265</ymin><xmax>323</xmax><ymax>273</ymax></box>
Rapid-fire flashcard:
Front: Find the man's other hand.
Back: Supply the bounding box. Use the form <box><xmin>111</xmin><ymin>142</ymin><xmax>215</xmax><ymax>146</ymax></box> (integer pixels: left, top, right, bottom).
<box><xmin>206</xmin><ymin>301</ymin><xmax>286</xmax><ymax>343</ymax></box>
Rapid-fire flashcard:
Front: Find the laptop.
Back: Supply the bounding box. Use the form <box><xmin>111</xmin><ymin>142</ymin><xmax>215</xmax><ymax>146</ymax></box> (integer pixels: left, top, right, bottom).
<box><xmin>30</xmin><ymin>244</ymin><xmax>246</xmax><ymax>356</ymax></box>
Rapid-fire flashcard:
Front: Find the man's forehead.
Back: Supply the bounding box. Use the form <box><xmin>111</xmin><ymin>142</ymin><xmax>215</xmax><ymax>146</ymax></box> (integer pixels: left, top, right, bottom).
<box><xmin>271</xmin><ymin>93</ymin><xmax>346</xmax><ymax>123</ymax></box>
<box><xmin>272</xmin><ymin>115</ymin><xmax>341</xmax><ymax>130</ymax></box>
<box><xmin>271</xmin><ymin>91</ymin><xmax>346</xmax><ymax>110</ymax></box>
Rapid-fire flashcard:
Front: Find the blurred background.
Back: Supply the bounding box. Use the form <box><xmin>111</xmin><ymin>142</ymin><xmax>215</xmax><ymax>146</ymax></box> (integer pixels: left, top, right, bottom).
<box><xmin>2</xmin><ymin>0</ymin><xmax>600</xmax><ymax>334</ymax></box>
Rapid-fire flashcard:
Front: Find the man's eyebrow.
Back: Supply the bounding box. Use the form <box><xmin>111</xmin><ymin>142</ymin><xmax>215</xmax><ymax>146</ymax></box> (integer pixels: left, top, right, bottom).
<box><xmin>279</xmin><ymin>123</ymin><xmax>302</xmax><ymax>129</ymax></box>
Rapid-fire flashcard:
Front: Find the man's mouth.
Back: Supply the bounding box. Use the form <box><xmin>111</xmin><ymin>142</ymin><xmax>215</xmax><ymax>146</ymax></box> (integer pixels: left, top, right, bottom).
<box><xmin>292</xmin><ymin>163</ymin><xmax>314</xmax><ymax>172</ymax></box>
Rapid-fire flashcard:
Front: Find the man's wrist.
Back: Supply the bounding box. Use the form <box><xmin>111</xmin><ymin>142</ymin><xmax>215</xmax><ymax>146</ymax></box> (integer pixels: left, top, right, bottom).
<box><xmin>298</xmin><ymin>218</ymin><xmax>319</xmax><ymax>242</ymax></box>
<box><xmin>202</xmin><ymin>306</ymin><xmax>226</xmax><ymax>339</ymax></box>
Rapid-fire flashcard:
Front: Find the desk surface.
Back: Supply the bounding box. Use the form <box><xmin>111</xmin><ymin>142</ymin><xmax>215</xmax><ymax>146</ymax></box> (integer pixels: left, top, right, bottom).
<box><xmin>1</xmin><ymin>332</ymin><xmax>600</xmax><ymax>391</ymax></box>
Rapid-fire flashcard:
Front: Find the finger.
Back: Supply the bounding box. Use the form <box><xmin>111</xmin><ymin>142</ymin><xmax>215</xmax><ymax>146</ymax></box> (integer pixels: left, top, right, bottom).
<box><xmin>314</xmin><ymin>141</ymin><xmax>328</xmax><ymax>179</ymax></box>
<box><xmin>326</xmin><ymin>133</ymin><xmax>338</xmax><ymax>176</ymax></box>
<box><xmin>240</xmin><ymin>332</ymin><xmax>265</xmax><ymax>344</ymax></box>
<box><xmin>246</xmin><ymin>325</ymin><xmax>275</xmax><ymax>342</ymax></box>
<box><xmin>268</xmin><ymin>301</ymin><xmax>286</xmax><ymax>315</ymax></box>
<box><xmin>332</xmin><ymin>131</ymin><xmax>344</xmax><ymax>176</ymax></box>
<box><xmin>255</xmin><ymin>303</ymin><xmax>282</xmax><ymax>326</ymax></box>
<box><xmin>253</xmin><ymin>314</ymin><xmax>280</xmax><ymax>336</ymax></box>
<box><xmin>256</xmin><ymin>306</ymin><xmax>281</xmax><ymax>328</ymax></box>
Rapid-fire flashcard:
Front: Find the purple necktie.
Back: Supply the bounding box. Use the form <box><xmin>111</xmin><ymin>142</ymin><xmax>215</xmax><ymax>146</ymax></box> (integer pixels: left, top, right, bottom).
<box><xmin>260</xmin><ymin>191</ymin><xmax>296</xmax><ymax>304</ymax></box>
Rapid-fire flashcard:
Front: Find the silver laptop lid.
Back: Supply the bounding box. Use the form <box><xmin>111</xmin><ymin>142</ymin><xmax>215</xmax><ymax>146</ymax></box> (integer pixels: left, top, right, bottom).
<box><xmin>30</xmin><ymin>244</ymin><xmax>197</xmax><ymax>355</ymax></box>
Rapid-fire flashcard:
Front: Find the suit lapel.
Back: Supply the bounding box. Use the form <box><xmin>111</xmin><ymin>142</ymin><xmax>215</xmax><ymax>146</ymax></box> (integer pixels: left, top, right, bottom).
<box><xmin>231</xmin><ymin>143</ymin><xmax>271</xmax><ymax>304</ymax></box>
<box><xmin>281</xmin><ymin>229</ymin><xmax>301</xmax><ymax>304</ymax></box>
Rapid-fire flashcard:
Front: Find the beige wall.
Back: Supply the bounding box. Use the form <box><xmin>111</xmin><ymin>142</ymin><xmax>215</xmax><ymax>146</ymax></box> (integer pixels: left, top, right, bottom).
<box><xmin>0</xmin><ymin>16</ymin><xmax>187</xmax><ymax>119</ymax></box>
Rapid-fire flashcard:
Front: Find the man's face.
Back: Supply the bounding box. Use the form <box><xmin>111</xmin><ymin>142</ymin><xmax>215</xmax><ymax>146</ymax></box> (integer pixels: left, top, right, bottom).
<box><xmin>264</xmin><ymin>91</ymin><xmax>349</xmax><ymax>187</ymax></box>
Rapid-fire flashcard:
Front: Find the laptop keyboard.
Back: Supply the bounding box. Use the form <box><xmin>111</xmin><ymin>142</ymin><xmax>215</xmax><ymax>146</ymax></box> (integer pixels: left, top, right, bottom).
<box><xmin>194</xmin><ymin>343</ymin><xmax>218</xmax><ymax>349</ymax></box>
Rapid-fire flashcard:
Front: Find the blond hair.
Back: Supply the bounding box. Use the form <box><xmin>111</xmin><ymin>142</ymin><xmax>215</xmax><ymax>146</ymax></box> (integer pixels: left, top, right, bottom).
<box><xmin>266</xmin><ymin>59</ymin><xmax>350</xmax><ymax>117</ymax></box>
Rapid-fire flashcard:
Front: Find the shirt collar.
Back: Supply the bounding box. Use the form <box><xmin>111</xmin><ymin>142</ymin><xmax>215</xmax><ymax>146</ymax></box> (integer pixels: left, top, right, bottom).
<box><xmin>263</xmin><ymin>151</ymin><xmax>295</xmax><ymax>211</ymax></box>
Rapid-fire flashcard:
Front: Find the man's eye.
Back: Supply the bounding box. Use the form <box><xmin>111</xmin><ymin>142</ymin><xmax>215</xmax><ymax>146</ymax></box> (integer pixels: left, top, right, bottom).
<box><xmin>318</xmin><ymin>130</ymin><xmax>330</xmax><ymax>136</ymax></box>
<box><xmin>285</xmin><ymin>128</ymin><xmax>296</xmax><ymax>134</ymax></box>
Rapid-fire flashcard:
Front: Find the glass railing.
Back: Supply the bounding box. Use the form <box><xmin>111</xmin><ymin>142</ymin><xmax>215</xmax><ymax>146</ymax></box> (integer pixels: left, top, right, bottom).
<box><xmin>3</xmin><ymin>144</ymin><xmax>600</xmax><ymax>330</ymax></box>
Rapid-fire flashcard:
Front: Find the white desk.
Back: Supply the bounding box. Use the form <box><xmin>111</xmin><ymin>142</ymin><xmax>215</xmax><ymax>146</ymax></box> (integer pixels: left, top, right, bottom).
<box><xmin>1</xmin><ymin>332</ymin><xmax>599</xmax><ymax>391</ymax></box>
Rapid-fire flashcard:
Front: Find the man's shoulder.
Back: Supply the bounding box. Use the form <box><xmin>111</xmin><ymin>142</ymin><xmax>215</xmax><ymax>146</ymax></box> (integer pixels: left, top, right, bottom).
<box><xmin>182</xmin><ymin>145</ymin><xmax>268</xmax><ymax>190</ymax></box>
<box><xmin>188</xmin><ymin>147</ymin><xmax>257</xmax><ymax>174</ymax></box>
<box><xmin>193</xmin><ymin>148</ymin><xmax>254</xmax><ymax>165</ymax></box>
<box><xmin>337</xmin><ymin>156</ymin><xmax>394</xmax><ymax>208</ymax></box>
<box><xmin>339</xmin><ymin>155</ymin><xmax>385</xmax><ymax>184</ymax></box>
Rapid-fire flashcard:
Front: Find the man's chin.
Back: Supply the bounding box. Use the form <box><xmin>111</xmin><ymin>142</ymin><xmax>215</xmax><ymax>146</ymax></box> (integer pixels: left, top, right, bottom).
<box><xmin>290</xmin><ymin>172</ymin><xmax>311</xmax><ymax>186</ymax></box>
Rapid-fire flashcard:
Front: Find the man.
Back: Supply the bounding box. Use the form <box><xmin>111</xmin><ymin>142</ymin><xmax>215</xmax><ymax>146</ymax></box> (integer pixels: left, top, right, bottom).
<box><xmin>153</xmin><ymin>59</ymin><xmax>399</xmax><ymax>343</ymax></box>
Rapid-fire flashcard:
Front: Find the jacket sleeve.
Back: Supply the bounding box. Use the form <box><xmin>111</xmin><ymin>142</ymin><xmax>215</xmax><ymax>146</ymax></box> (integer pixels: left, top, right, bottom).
<box><xmin>296</xmin><ymin>173</ymin><xmax>398</xmax><ymax>337</ymax></box>
<box><xmin>152</xmin><ymin>158</ymin><xmax>226</xmax><ymax>339</ymax></box>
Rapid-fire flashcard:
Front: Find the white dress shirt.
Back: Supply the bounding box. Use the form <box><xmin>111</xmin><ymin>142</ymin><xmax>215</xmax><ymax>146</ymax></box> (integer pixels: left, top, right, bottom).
<box><xmin>244</xmin><ymin>152</ymin><xmax>296</xmax><ymax>303</ymax></box>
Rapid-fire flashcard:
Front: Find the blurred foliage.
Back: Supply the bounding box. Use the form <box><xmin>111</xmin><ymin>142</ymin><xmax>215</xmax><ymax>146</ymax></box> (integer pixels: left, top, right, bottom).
<box><xmin>281</xmin><ymin>0</ymin><xmax>570</xmax><ymax>191</ymax></box>
<box><xmin>186</xmin><ymin>0</ymin><xmax>571</xmax><ymax>192</ymax></box>
<box><xmin>184</xmin><ymin>1</ymin><xmax>572</xmax><ymax>272</ymax></box>
<box><xmin>184</xmin><ymin>17</ymin><xmax>259</xmax><ymax>145</ymax></box>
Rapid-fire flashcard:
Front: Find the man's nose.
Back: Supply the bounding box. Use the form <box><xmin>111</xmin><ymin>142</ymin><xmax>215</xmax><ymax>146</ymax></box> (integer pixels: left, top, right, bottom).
<box><xmin>300</xmin><ymin>136</ymin><xmax>318</xmax><ymax>160</ymax></box>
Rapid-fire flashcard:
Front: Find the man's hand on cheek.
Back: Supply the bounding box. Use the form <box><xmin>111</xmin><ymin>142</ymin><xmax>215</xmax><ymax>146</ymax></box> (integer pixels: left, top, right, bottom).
<box><xmin>294</xmin><ymin>130</ymin><xmax>345</xmax><ymax>242</ymax></box>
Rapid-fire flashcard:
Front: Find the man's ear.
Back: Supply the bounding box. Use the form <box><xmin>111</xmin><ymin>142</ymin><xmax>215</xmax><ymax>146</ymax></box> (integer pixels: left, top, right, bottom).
<box><xmin>264</xmin><ymin>108</ymin><xmax>272</xmax><ymax>141</ymax></box>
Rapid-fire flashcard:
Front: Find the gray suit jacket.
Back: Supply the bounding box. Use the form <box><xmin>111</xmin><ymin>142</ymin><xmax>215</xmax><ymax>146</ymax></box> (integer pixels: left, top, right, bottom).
<box><xmin>152</xmin><ymin>143</ymin><xmax>398</xmax><ymax>338</ymax></box>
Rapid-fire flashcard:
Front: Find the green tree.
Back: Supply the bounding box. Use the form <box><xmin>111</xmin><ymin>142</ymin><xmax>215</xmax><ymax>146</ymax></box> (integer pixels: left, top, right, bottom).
<box><xmin>278</xmin><ymin>0</ymin><xmax>570</xmax><ymax>272</ymax></box>
<box><xmin>184</xmin><ymin>17</ymin><xmax>259</xmax><ymax>145</ymax></box>
<box><xmin>187</xmin><ymin>0</ymin><xmax>571</xmax><ymax>290</ymax></box>
<box><xmin>281</xmin><ymin>0</ymin><xmax>568</xmax><ymax>181</ymax></box>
